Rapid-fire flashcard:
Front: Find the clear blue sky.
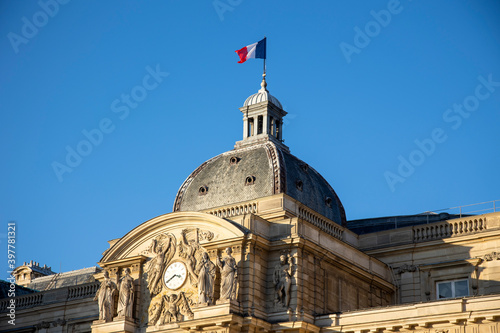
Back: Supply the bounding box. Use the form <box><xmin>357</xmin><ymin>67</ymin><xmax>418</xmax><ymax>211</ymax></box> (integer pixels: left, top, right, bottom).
<box><xmin>1</xmin><ymin>0</ymin><xmax>499</xmax><ymax>277</ymax></box>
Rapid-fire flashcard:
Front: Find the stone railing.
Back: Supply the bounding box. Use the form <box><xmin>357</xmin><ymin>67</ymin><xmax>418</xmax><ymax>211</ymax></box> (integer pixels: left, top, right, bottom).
<box><xmin>359</xmin><ymin>214</ymin><xmax>499</xmax><ymax>250</ymax></box>
<box><xmin>0</xmin><ymin>281</ymin><xmax>99</xmax><ymax>312</ymax></box>
<box><xmin>68</xmin><ymin>282</ymin><xmax>100</xmax><ymax>300</ymax></box>
<box><xmin>0</xmin><ymin>292</ymin><xmax>44</xmax><ymax>312</ymax></box>
<box><xmin>206</xmin><ymin>202</ymin><xmax>258</xmax><ymax>218</ymax></box>
<box><xmin>298</xmin><ymin>206</ymin><xmax>344</xmax><ymax>240</ymax></box>
<box><xmin>413</xmin><ymin>217</ymin><xmax>486</xmax><ymax>242</ymax></box>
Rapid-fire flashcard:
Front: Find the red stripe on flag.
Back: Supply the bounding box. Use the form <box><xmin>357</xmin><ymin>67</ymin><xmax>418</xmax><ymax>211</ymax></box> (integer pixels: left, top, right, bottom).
<box><xmin>235</xmin><ymin>46</ymin><xmax>249</xmax><ymax>64</ymax></box>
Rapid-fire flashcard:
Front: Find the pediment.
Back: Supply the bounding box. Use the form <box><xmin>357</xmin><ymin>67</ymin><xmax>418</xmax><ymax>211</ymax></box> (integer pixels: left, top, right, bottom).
<box><xmin>100</xmin><ymin>211</ymin><xmax>248</xmax><ymax>263</ymax></box>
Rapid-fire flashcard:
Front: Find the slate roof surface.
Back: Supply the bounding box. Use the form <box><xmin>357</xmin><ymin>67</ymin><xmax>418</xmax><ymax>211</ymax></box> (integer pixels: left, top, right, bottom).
<box><xmin>174</xmin><ymin>142</ymin><xmax>346</xmax><ymax>226</ymax></box>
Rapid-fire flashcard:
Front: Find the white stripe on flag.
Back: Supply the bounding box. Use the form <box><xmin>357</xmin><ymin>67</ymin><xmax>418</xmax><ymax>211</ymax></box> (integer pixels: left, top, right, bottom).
<box><xmin>246</xmin><ymin>42</ymin><xmax>258</xmax><ymax>60</ymax></box>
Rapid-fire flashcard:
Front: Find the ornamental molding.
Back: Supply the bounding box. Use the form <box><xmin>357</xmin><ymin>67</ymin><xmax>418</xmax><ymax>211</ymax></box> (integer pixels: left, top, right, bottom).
<box><xmin>396</xmin><ymin>264</ymin><xmax>418</xmax><ymax>274</ymax></box>
<box><xmin>482</xmin><ymin>251</ymin><xmax>500</xmax><ymax>261</ymax></box>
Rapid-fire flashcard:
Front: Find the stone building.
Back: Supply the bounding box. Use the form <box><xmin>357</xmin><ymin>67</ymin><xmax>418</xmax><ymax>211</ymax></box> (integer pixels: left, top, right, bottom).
<box><xmin>1</xmin><ymin>76</ymin><xmax>499</xmax><ymax>333</ymax></box>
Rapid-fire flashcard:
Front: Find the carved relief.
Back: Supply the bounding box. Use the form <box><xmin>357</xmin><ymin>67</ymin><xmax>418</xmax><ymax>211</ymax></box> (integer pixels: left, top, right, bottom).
<box><xmin>145</xmin><ymin>233</ymin><xmax>176</xmax><ymax>295</ymax></box>
<box><xmin>117</xmin><ymin>268</ymin><xmax>134</xmax><ymax>318</ymax></box>
<box><xmin>198</xmin><ymin>229</ymin><xmax>215</xmax><ymax>242</ymax></box>
<box><xmin>483</xmin><ymin>252</ymin><xmax>500</xmax><ymax>261</ymax></box>
<box><xmin>179</xmin><ymin>228</ymin><xmax>204</xmax><ymax>286</ymax></box>
<box><xmin>94</xmin><ymin>270</ymin><xmax>117</xmax><ymax>322</ymax></box>
<box><xmin>148</xmin><ymin>295</ymin><xmax>163</xmax><ymax>326</ymax></box>
<box><xmin>143</xmin><ymin>228</ymin><xmax>220</xmax><ymax>325</ymax></box>
<box><xmin>273</xmin><ymin>253</ymin><xmax>294</xmax><ymax>309</ymax></box>
<box><xmin>217</xmin><ymin>247</ymin><xmax>238</xmax><ymax>301</ymax></box>
<box><xmin>435</xmin><ymin>330</ymin><xmax>449</xmax><ymax>333</ymax></box>
<box><xmin>148</xmin><ymin>291</ymin><xmax>194</xmax><ymax>325</ymax></box>
<box><xmin>397</xmin><ymin>264</ymin><xmax>418</xmax><ymax>274</ymax></box>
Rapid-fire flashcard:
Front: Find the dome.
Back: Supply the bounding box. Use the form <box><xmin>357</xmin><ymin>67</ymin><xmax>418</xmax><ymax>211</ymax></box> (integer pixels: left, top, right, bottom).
<box><xmin>243</xmin><ymin>75</ymin><xmax>283</xmax><ymax>109</ymax></box>
<box><xmin>244</xmin><ymin>91</ymin><xmax>283</xmax><ymax>109</ymax></box>
<box><xmin>173</xmin><ymin>142</ymin><xmax>346</xmax><ymax>226</ymax></box>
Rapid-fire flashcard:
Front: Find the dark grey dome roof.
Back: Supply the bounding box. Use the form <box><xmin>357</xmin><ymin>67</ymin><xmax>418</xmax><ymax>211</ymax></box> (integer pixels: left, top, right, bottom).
<box><xmin>173</xmin><ymin>142</ymin><xmax>346</xmax><ymax>226</ymax></box>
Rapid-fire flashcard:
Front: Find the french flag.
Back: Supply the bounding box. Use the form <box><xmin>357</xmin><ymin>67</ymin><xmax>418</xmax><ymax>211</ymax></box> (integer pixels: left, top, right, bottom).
<box><xmin>235</xmin><ymin>38</ymin><xmax>266</xmax><ymax>64</ymax></box>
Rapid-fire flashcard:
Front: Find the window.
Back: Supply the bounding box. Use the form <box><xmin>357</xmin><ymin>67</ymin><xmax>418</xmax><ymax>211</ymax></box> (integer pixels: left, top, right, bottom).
<box><xmin>436</xmin><ymin>279</ymin><xmax>469</xmax><ymax>299</ymax></box>
<box><xmin>198</xmin><ymin>186</ymin><xmax>208</xmax><ymax>196</ymax></box>
<box><xmin>296</xmin><ymin>180</ymin><xmax>303</xmax><ymax>191</ymax></box>
<box><xmin>248</xmin><ymin>118</ymin><xmax>254</xmax><ymax>137</ymax></box>
<box><xmin>245</xmin><ymin>176</ymin><xmax>256</xmax><ymax>186</ymax></box>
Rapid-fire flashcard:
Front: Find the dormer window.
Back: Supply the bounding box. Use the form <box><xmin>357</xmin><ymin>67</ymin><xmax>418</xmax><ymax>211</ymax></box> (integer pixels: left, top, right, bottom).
<box><xmin>229</xmin><ymin>156</ymin><xmax>240</xmax><ymax>165</ymax></box>
<box><xmin>245</xmin><ymin>176</ymin><xmax>256</xmax><ymax>186</ymax></box>
<box><xmin>296</xmin><ymin>180</ymin><xmax>303</xmax><ymax>191</ymax></box>
<box><xmin>198</xmin><ymin>186</ymin><xmax>208</xmax><ymax>196</ymax></box>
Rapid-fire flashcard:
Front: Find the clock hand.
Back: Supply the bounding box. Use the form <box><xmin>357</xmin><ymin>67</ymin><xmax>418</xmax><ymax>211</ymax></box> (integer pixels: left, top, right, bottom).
<box><xmin>166</xmin><ymin>275</ymin><xmax>177</xmax><ymax>283</ymax></box>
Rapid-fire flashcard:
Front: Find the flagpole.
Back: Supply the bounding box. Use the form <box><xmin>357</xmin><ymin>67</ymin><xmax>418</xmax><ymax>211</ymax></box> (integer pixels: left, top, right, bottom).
<box><xmin>263</xmin><ymin>36</ymin><xmax>266</xmax><ymax>76</ymax></box>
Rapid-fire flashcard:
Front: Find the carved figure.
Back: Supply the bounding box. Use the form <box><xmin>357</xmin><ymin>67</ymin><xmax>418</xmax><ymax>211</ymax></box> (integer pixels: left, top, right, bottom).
<box><xmin>117</xmin><ymin>268</ymin><xmax>134</xmax><ymax>318</ymax></box>
<box><xmin>179</xmin><ymin>229</ymin><xmax>201</xmax><ymax>285</ymax></box>
<box><xmin>178</xmin><ymin>291</ymin><xmax>194</xmax><ymax>319</ymax></box>
<box><xmin>94</xmin><ymin>270</ymin><xmax>117</xmax><ymax>322</ymax></box>
<box><xmin>148</xmin><ymin>296</ymin><xmax>163</xmax><ymax>325</ymax></box>
<box><xmin>273</xmin><ymin>254</ymin><xmax>292</xmax><ymax>308</ymax></box>
<box><xmin>217</xmin><ymin>247</ymin><xmax>238</xmax><ymax>301</ymax></box>
<box><xmin>196</xmin><ymin>252</ymin><xmax>216</xmax><ymax>304</ymax></box>
<box><xmin>161</xmin><ymin>294</ymin><xmax>183</xmax><ymax>323</ymax></box>
<box><xmin>145</xmin><ymin>234</ymin><xmax>176</xmax><ymax>295</ymax></box>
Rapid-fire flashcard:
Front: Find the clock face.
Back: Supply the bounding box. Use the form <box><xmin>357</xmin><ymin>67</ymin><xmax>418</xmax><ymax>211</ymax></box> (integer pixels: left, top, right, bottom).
<box><xmin>163</xmin><ymin>261</ymin><xmax>188</xmax><ymax>290</ymax></box>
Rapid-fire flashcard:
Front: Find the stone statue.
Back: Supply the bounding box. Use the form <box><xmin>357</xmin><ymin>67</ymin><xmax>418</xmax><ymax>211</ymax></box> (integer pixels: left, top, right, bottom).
<box><xmin>195</xmin><ymin>252</ymin><xmax>216</xmax><ymax>304</ymax></box>
<box><xmin>117</xmin><ymin>268</ymin><xmax>134</xmax><ymax>318</ymax></box>
<box><xmin>94</xmin><ymin>270</ymin><xmax>117</xmax><ymax>322</ymax></box>
<box><xmin>217</xmin><ymin>247</ymin><xmax>238</xmax><ymax>301</ymax></box>
<box><xmin>273</xmin><ymin>254</ymin><xmax>292</xmax><ymax>308</ymax></box>
<box><xmin>145</xmin><ymin>234</ymin><xmax>176</xmax><ymax>295</ymax></box>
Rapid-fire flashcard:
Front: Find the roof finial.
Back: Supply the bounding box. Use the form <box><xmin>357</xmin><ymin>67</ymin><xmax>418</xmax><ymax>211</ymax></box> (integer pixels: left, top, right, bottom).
<box><xmin>259</xmin><ymin>73</ymin><xmax>268</xmax><ymax>93</ymax></box>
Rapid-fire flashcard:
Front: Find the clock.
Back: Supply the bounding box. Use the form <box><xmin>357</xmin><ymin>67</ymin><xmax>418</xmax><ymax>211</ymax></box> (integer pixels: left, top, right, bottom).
<box><xmin>163</xmin><ymin>261</ymin><xmax>188</xmax><ymax>290</ymax></box>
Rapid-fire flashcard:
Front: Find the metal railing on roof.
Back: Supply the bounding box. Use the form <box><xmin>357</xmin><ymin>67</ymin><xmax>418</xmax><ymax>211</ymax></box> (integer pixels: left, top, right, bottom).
<box><xmin>422</xmin><ymin>199</ymin><xmax>499</xmax><ymax>219</ymax></box>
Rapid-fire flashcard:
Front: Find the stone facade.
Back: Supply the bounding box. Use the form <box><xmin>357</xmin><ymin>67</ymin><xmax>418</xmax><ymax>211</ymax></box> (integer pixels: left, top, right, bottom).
<box><xmin>2</xmin><ymin>78</ymin><xmax>499</xmax><ymax>333</ymax></box>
